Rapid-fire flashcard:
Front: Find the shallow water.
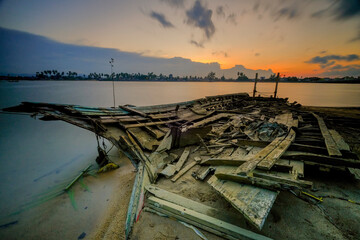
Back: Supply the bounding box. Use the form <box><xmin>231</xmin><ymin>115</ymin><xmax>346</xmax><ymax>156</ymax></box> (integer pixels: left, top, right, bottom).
<box><xmin>0</xmin><ymin>80</ymin><xmax>359</xmax><ymax>219</ymax></box>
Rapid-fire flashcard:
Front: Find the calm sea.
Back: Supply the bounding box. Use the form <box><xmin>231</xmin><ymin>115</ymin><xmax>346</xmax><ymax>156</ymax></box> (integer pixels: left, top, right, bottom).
<box><xmin>0</xmin><ymin>80</ymin><xmax>359</xmax><ymax>219</ymax></box>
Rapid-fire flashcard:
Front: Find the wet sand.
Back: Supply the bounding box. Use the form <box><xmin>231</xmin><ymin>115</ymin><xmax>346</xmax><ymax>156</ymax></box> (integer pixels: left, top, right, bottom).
<box><xmin>0</xmin><ymin>150</ymin><xmax>135</xmax><ymax>240</ymax></box>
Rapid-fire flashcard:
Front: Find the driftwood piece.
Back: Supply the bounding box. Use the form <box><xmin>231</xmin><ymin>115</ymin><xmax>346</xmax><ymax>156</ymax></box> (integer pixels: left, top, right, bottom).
<box><xmin>313</xmin><ymin>113</ymin><xmax>342</xmax><ymax>157</ymax></box>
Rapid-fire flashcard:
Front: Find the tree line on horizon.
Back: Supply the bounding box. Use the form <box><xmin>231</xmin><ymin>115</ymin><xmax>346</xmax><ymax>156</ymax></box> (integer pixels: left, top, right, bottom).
<box><xmin>1</xmin><ymin>69</ymin><xmax>359</xmax><ymax>83</ymax></box>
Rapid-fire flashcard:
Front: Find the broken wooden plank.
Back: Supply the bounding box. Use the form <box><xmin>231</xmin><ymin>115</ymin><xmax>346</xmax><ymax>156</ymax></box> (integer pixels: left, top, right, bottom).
<box><xmin>128</xmin><ymin>127</ymin><xmax>160</xmax><ymax>151</ymax></box>
<box><xmin>195</xmin><ymin>166</ymin><xmax>215</xmax><ymax>180</ymax></box>
<box><xmin>251</xmin><ymin>172</ymin><xmax>312</xmax><ymax>188</ymax></box>
<box><xmin>237</xmin><ymin>139</ymin><xmax>329</xmax><ymax>155</ymax></box>
<box><xmin>145</xmin><ymin>185</ymin><xmax>244</xmax><ymax>226</ymax></box>
<box><xmin>156</xmin><ymin>130</ymin><xmax>172</xmax><ymax>152</ymax></box>
<box><xmin>208</xmin><ymin>167</ymin><xmax>278</xmax><ymax>230</ymax></box>
<box><xmin>144</xmin><ymin>206</ymin><xmax>239</xmax><ymax>240</ymax></box>
<box><xmin>277</xmin><ymin>159</ymin><xmax>304</xmax><ymax>178</ymax></box>
<box><xmin>201</xmin><ymin>158</ymin><xmax>293</xmax><ymax>172</ymax></box>
<box><xmin>147</xmin><ymin>196</ymin><xmax>271</xmax><ymax>240</ymax></box>
<box><xmin>126</xmin><ymin>131</ymin><xmax>157</xmax><ymax>182</ymax></box>
<box><xmin>215</xmin><ymin>172</ymin><xmax>304</xmax><ymax>191</ymax></box>
<box><xmin>282</xmin><ymin>151</ymin><xmax>360</xmax><ymax>168</ymax></box>
<box><xmin>257</xmin><ymin>129</ymin><xmax>296</xmax><ymax>170</ymax></box>
<box><xmin>313</xmin><ymin>113</ymin><xmax>342</xmax><ymax>157</ymax></box>
<box><xmin>160</xmin><ymin>164</ymin><xmax>177</xmax><ymax>178</ymax></box>
<box><xmin>212</xmin><ymin>117</ymin><xmax>242</xmax><ymax>136</ymax></box>
<box><xmin>143</xmin><ymin>126</ymin><xmax>165</xmax><ymax>140</ymax></box>
<box><xmin>197</xmin><ymin>134</ymin><xmax>210</xmax><ymax>152</ymax></box>
<box><xmin>171</xmin><ymin>160</ymin><xmax>198</xmax><ymax>182</ymax></box>
<box><xmin>123</xmin><ymin>119</ymin><xmax>181</xmax><ymax>129</ymax></box>
<box><xmin>175</xmin><ymin>147</ymin><xmax>191</xmax><ymax>171</ymax></box>
<box><xmin>188</xmin><ymin>113</ymin><xmax>236</xmax><ymax>129</ymax></box>
<box><xmin>329</xmin><ymin>129</ymin><xmax>350</xmax><ymax>151</ymax></box>
<box><xmin>119</xmin><ymin>105</ymin><xmax>149</xmax><ymax>118</ymax></box>
<box><xmin>235</xmin><ymin>136</ymin><xmax>285</xmax><ymax>175</ymax></box>
<box><xmin>125</xmin><ymin>162</ymin><xmax>150</xmax><ymax>239</ymax></box>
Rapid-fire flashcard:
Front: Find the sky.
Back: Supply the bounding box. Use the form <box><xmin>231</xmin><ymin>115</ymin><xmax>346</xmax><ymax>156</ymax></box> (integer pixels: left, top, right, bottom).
<box><xmin>0</xmin><ymin>0</ymin><xmax>360</xmax><ymax>78</ymax></box>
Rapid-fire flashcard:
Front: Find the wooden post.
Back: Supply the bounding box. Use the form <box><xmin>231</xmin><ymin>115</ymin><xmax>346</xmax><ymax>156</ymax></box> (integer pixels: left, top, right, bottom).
<box><xmin>252</xmin><ymin>73</ymin><xmax>258</xmax><ymax>97</ymax></box>
<box><xmin>274</xmin><ymin>72</ymin><xmax>280</xmax><ymax>98</ymax></box>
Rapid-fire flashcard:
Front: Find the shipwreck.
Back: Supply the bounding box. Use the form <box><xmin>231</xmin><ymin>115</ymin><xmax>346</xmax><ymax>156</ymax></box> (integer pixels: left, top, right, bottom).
<box><xmin>3</xmin><ymin>92</ymin><xmax>360</xmax><ymax>239</ymax></box>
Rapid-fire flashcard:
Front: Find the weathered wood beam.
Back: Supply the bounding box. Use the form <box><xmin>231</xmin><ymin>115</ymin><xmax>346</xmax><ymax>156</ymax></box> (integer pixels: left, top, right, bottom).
<box><xmin>171</xmin><ymin>160</ymin><xmax>198</xmax><ymax>182</ymax></box>
<box><xmin>123</xmin><ymin>119</ymin><xmax>181</xmax><ymax>129</ymax></box>
<box><xmin>215</xmin><ymin>172</ymin><xmax>311</xmax><ymax>191</ymax></box>
<box><xmin>235</xmin><ymin>136</ymin><xmax>284</xmax><ymax>175</ymax></box>
<box><xmin>119</xmin><ymin>105</ymin><xmax>149</xmax><ymax>118</ymax></box>
<box><xmin>257</xmin><ymin>129</ymin><xmax>296</xmax><ymax>170</ymax></box>
<box><xmin>201</xmin><ymin>158</ymin><xmax>293</xmax><ymax>172</ymax></box>
<box><xmin>146</xmin><ymin>196</ymin><xmax>271</xmax><ymax>240</ymax></box>
<box><xmin>329</xmin><ymin>129</ymin><xmax>350</xmax><ymax>151</ymax></box>
<box><xmin>145</xmin><ymin>185</ymin><xmax>244</xmax><ymax>226</ymax></box>
<box><xmin>313</xmin><ymin>113</ymin><xmax>342</xmax><ymax>157</ymax></box>
<box><xmin>282</xmin><ymin>151</ymin><xmax>360</xmax><ymax>168</ymax></box>
<box><xmin>175</xmin><ymin>147</ymin><xmax>191</xmax><ymax>171</ymax></box>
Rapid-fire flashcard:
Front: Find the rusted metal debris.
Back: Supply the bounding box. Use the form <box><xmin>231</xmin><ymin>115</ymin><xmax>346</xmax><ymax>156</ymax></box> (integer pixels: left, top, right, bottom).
<box><xmin>3</xmin><ymin>93</ymin><xmax>360</xmax><ymax>239</ymax></box>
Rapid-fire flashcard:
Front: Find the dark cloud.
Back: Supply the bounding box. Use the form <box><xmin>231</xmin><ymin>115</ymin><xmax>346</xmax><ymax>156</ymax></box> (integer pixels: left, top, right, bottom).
<box><xmin>150</xmin><ymin>11</ymin><xmax>174</xmax><ymax>28</ymax></box>
<box><xmin>0</xmin><ymin>27</ymin><xmax>274</xmax><ymax>78</ymax></box>
<box><xmin>312</xmin><ymin>0</ymin><xmax>360</xmax><ymax>21</ymax></box>
<box><xmin>321</xmin><ymin>64</ymin><xmax>360</xmax><ymax>77</ymax></box>
<box><xmin>190</xmin><ymin>40</ymin><xmax>204</xmax><ymax>48</ymax></box>
<box><xmin>255</xmin><ymin>53</ymin><xmax>260</xmax><ymax>57</ymax></box>
<box><xmin>216</xmin><ymin>6</ymin><xmax>225</xmax><ymax>18</ymax></box>
<box><xmin>306</xmin><ymin>54</ymin><xmax>360</xmax><ymax>65</ymax></box>
<box><xmin>319</xmin><ymin>50</ymin><xmax>327</xmax><ymax>54</ymax></box>
<box><xmin>274</xmin><ymin>6</ymin><xmax>300</xmax><ymax>21</ymax></box>
<box><xmin>186</xmin><ymin>0</ymin><xmax>215</xmax><ymax>40</ymax></box>
<box><xmin>160</xmin><ymin>0</ymin><xmax>185</xmax><ymax>8</ymax></box>
<box><xmin>226</xmin><ymin>13</ymin><xmax>237</xmax><ymax>25</ymax></box>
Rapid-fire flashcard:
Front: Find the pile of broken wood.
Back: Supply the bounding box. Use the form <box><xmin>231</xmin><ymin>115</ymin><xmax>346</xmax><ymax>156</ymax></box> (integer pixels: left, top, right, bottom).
<box><xmin>4</xmin><ymin>93</ymin><xmax>360</xmax><ymax>240</ymax></box>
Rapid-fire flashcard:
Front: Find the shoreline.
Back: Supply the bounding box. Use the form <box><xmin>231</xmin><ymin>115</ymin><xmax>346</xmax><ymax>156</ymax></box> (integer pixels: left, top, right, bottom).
<box><xmin>2</xmin><ymin>79</ymin><xmax>360</xmax><ymax>84</ymax></box>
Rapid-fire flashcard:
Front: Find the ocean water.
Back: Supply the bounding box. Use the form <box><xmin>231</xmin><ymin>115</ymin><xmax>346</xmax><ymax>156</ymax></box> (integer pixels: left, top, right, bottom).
<box><xmin>0</xmin><ymin>80</ymin><xmax>359</xmax><ymax>219</ymax></box>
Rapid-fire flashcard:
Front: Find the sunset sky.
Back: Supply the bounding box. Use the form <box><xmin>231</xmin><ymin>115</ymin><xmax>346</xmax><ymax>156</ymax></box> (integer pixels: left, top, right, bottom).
<box><xmin>1</xmin><ymin>0</ymin><xmax>360</xmax><ymax>77</ymax></box>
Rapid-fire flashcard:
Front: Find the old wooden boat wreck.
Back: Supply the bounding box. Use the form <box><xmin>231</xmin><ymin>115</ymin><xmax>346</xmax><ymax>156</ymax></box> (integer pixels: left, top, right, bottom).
<box><xmin>4</xmin><ymin>93</ymin><xmax>360</xmax><ymax>239</ymax></box>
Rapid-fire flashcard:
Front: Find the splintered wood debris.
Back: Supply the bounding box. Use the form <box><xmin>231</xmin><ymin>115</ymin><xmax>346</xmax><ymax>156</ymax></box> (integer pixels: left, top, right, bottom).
<box><xmin>4</xmin><ymin>93</ymin><xmax>360</xmax><ymax>239</ymax></box>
